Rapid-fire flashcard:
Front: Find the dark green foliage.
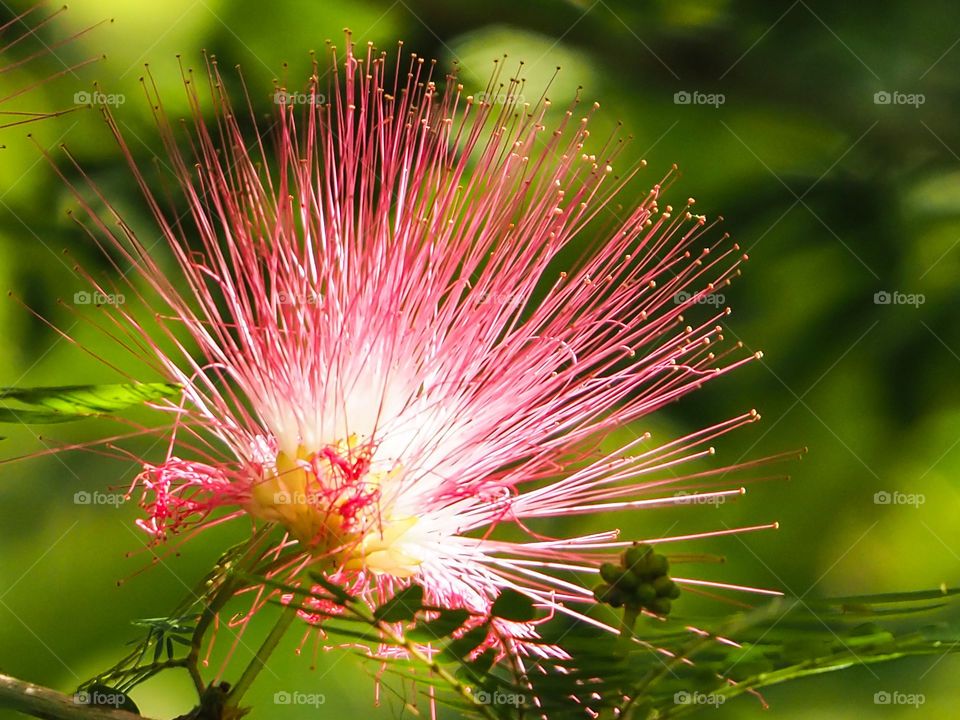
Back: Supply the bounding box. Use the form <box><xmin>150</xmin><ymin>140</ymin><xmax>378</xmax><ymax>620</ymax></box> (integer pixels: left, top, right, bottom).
<box><xmin>374</xmin><ymin>583</ymin><xmax>425</xmax><ymax>622</ymax></box>
<box><xmin>489</xmin><ymin>588</ymin><xmax>538</xmax><ymax>622</ymax></box>
<box><xmin>261</xmin><ymin>564</ymin><xmax>960</xmax><ymax>719</ymax></box>
<box><xmin>0</xmin><ymin>382</ymin><xmax>181</xmax><ymax>423</ymax></box>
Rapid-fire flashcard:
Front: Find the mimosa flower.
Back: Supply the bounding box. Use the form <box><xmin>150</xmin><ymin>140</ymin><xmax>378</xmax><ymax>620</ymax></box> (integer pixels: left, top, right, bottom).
<box><xmin>53</xmin><ymin>38</ymin><xmax>787</xmax><ymax>651</ymax></box>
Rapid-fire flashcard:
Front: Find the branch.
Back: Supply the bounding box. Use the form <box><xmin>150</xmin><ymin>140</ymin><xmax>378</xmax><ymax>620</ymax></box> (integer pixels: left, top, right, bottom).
<box><xmin>0</xmin><ymin>673</ymin><xmax>159</xmax><ymax>720</ymax></box>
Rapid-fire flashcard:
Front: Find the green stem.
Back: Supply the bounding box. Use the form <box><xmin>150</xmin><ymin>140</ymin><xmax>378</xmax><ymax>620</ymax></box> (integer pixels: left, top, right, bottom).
<box><xmin>103</xmin><ymin>659</ymin><xmax>190</xmax><ymax>694</ymax></box>
<box><xmin>618</xmin><ymin>631</ymin><xmax>717</xmax><ymax>719</ymax></box>
<box><xmin>295</xmin><ymin>588</ymin><xmax>499</xmax><ymax>720</ymax></box>
<box><xmin>657</xmin><ymin>648</ymin><xmax>942</xmax><ymax>720</ymax></box>
<box><xmin>226</xmin><ymin>603</ymin><xmax>298</xmax><ymax>706</ymax></box>
<box><xmin>376</xmin><ymin>623</ymin><xmax>500</xmax><ymax>720</ymax></box>
<box><xmin>186</xmin><ymin>525</ymin><xmax>278</xmax><ymax>695</ymax></box>
<box><xmin>620</xmin><ymin>607</ymin><xmax>640</xmax><ymax>639</ymax></box>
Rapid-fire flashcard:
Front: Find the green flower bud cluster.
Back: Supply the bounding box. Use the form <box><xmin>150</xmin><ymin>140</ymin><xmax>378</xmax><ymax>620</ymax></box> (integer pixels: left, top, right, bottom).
<box><xmin>592</xmin><ymin>543</ymin><xmax>681</xmax><ymax>616</ymax></box>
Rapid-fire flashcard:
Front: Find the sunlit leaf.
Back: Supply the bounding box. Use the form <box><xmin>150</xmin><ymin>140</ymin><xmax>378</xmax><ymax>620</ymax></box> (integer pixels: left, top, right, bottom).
<box><xmin>0</xmin><ymin>382</ymin><xmax>181</xmax><ymax>423</ymax></box>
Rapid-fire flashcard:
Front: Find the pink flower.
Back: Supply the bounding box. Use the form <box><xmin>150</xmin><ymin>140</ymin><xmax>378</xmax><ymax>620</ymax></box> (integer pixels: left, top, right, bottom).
<box><xmin>56</xmin><ymin>38</ymin><xmax>786</xmax><ymax>646</ymax></box>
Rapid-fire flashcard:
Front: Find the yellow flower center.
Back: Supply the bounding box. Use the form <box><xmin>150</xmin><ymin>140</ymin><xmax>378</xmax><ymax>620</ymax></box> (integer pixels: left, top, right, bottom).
<box><xmin>247</xmin><ymin>439</ymin><xmax>422</xmax><ymax>578</ymax></box>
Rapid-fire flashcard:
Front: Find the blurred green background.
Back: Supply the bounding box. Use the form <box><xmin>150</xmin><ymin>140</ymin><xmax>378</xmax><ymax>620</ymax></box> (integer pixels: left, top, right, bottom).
<box><xmin>1</xmin><ymin>0</ymin><xmax>959</xmax><ymax>717</ymax></box>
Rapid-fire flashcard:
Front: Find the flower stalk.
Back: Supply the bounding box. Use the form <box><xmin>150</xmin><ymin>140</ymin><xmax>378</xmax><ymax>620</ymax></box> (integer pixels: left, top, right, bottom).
<box><xmin>225</xmin><ymin>603</ymin><xmax>298</xmax><ymax>707</ymax></box>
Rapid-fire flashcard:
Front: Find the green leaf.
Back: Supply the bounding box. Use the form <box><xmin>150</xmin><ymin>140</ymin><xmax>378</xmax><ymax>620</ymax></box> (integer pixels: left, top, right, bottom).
<box><xmin>306</xmin><ymin>571</ymin><xmax>354</xmax><ymax>604</ymax></box>
<box><xmin>464</xmin><ymin>647</ymin><xmax>498</xmax><ymax>675</ymax></box>
<box><xmin>490</xmin><ymin>588</ymin><xmax>537</xmax><ymax>622</ymax></box>
<box><xmin>374</xmin><ymin>584</ymin><xmax>425</xmax><ymax>623</ymax></box>
<box><xmin>507</xmin><ymin>587</ymin><xmax>960</xmax><ymax>719</ymax></box>
<box><xmin>0</xmin><ymin>382</ymin><xmax>181</xmax><ymax>423</ymax></box>
<box><xmin>442</xmin><ymin>625</ymin><xmax>490</xmax><ymax>663</ymax></box>
<box><xmin>311</xmin><ymin>622</ymin><xmax>383</xmax><ymax>643</ymax></box>
<box><xmin>420</xmin><ymin>609</ymin><xmax>472</xmax><ymax>639</ymax></box>
<box><xmin>248</xmin><ymin>560</ymin><xmax>960</xmax><ymax>720</ymax></box>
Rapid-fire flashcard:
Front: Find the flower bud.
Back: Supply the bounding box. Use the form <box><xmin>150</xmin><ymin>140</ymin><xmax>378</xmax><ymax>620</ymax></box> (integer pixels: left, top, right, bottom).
<box><xmin>599</xmin><ymin>562</ymin><xmax>622</xmax><ymax>584</ymax></box>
